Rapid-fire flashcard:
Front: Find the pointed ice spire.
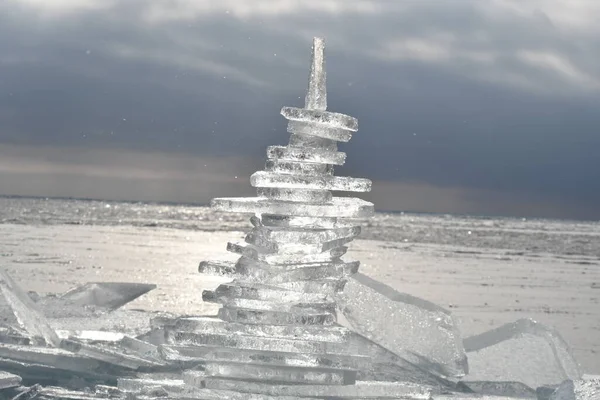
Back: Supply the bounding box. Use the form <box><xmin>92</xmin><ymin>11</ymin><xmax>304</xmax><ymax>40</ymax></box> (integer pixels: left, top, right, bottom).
<box><xmin>305</xmin><ymin>37</ymin><xmax>327</xmax><ymax>111</ymax></box>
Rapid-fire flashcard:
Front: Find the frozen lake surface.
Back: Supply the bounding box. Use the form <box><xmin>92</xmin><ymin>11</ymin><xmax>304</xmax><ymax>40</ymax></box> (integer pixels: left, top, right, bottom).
<box><xmin>0</xmin><ymin>196</ymin><xmax>599</xmax><ymax>374</ymax></box>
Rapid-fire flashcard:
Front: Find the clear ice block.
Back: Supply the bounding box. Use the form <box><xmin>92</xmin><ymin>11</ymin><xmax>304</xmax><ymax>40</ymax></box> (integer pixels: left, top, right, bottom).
<box><xmin>251</xmin><ymin>171</ymin><xmax>371</xmax><ymax>192</ymax></box>
<box><xmin>204</xmin><ymin>361</ymin><xmax>356</xmax><ymax>385</ymax></box>
<box><xmin>58</xmin><ymin>282</ymin><xmax>156</xmax><ymax>310</ymax></box>
<box><xmin>0</xmin><ymin>370</ymin><xmax>21</xmax><ymax>389</ymax></box>
<box><xmin>287</xmin><ymin>120</ymin><xmax>353</xmax><ymax>142</ymax></box>
<box><xmin>265</xmin><ymin>159</ymin><xmax>334</xmax><ymax>176</ymax></box>
<box><xmin>171</xmin><ymin>315</ymin><xmax>350</xmax><ymax>342</ymax></box>
<box><xmin>336</xmin><ymin>272</ymin><xmax>468</xmax><ymax>378</ymax></box>
<box><xmin>197</xmin><ymin>375</ymin><xmax>432</xmax><ymax>399</ymax></box>
<box><xmin>456</xmin><ymin>381</ymin><xmax>536</xmax><ymax>398</ymax></box>
<box><xmin>288</xmin><ymin>133</ymin><xmax>338</xmax><ymax>151</ymax></box>
<box><xmin>281</xmin><ymin>107</ymin><xmax>358</xmax><ymax>131</ymax></box>
<box><xmin>463</xmin><ymin>319</ymin><xmax>582</xmax><ymax>389</ymax></box>
<box><xmin>256</xmin><ymin>188</ymin><xmax>332</xmax><ymax>203</ymax></box>
<box><xmin>266</xmin><ymin>145</ymin><xmax>346</xmax><ymax>165</ymax></box>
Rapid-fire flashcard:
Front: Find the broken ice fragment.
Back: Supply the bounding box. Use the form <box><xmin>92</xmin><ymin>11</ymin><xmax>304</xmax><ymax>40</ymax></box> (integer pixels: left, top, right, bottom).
<box><xmin>251</xmin><ymin>225</ymin><xmax>360</xmax><ymax>244</ymax></box>
<box><xmin>281</xmin><ymin>107</ymin><xmax>358</xmax><ymax>131</ymax></box>
<box><xmin>538</xmin><ymin>386</ymin><xmax>560</xmax><ymax>400</ymax></box>
<box><xmin>266</xmin><ymin>145</ymin><xmax>346</xmax><ymax>165</ymax></box>
<box><xmin>203</xmin><ymin>294</ymin><xmax>336</xmax><ymax>315</ymax></box>
<box><xmin>164</xmin><ymin>344</ymin><xmax>372</xmax><ymax>370</ymax></box>
<box><xmin>0</xmin><ymin>269</ymin><xmax>61</xmax><ymax>347</ymax></box>
<box><xmin>10</xmin><ymin>384</ymin><xmax>41</xmax><ymax>399</ymax></box>
<box><xmin>0</xmin><ymin>343</ymin><xmax>112</xmax><ymax>375</ymax></box>
<box><xmin>172</xmin><ymin>315</ymin><xmax>349</xmax><ymax>342</ymax></box>
<box><xmin>166</xmin><ymin>331</ymin><xmax>353</xmax><ymax>356</ymax></box>
<box><xmin>288</xmin><ymin>133</ymin><xmax>338</xmax><ymax>151</ymax></box>
<box><xmin>198</xmin><ymin>260</ymin><xmax>237</xmax><ymax>277</ymax></box>
<box><xmin>260</xmin><ymin>214</ymin><xmax>357</xmax><ymax>229</ymax></box>
<box><xmin>256</xmin><ymin>188</ymin><xmax>332</xmax><ymax>203</ymax></box>
<box><xmin>265</xmin><ymin>159</ymin><xmax>334</xmax><ymax>176</ymax></box>
<box><xmin>263</xmin><ymin>260</ymin><xmax>359</xmax><ymax>284</ymax></box>
<box><xmin>0</xmin><ymin>370</ymin><xmax>21</xmax><ymax>389</ymax></box>
<box><xmin>217</xmin><ymin>307</ymin><xmax>336</xmax><ymax>326</ymax></box>
<box><xmin>226</xmin><ymin>242</ymin><xmax>347</xmax><ymax>265</ymax></box>
<box><xmin>59</xmin><ymin>282</ymin><xmax>156</xmax><ymax>310</ymax></box>
<box><xmin>336</xmin><ymin>272</ymin><xmax>468</xmax><ymax>378</ymax></box>
<box><xmin>118</xmin><ymin>377</ymin><xmax>186</xmax><ymax>394</ymax></box>
<box><xmin>194</xmin><ymin>375</ymin><xmax>432</xmax><ymax>399</ymax></box>
<box><xmin>549</xmin><ymin>378</ymin><xmax>600</xmax><ymax>400</ymax></box>
<box><xmin>432</xmin><ymin>395</ymin><xmax>528</xmax><ymax>399</ymax></box>
<box><xmin>55</xmin><ymin>330</ymin><xmax>125</xmax><ymax>342</ymax></box>
<box><xmin>287</xmin><ymin>121</ymin><xmax>353</xmax><ymax>142</ymax></box>
<box><xmin>277</xmin><ymin>278</ymin><xmax>347</xmax><ymax>294</ymax></box>
<box><xmin>211</xmin><ymin>196</ymin><xmax>374</xmax><ymax>218</ymax></box>
<box><xmin>463</xmin><ymin>319</ymin><xmax>581</xmax><ymax>389</ymax></box>
<box><xmin>59</xmin><ymin>339</ymin><xmax>164</xmax><ymax>370</ymax></box>
<box><xmin>251</xmin><ymin>171</ymin><xmax>371</xmax><ymax>192</ymax></box>
<box><xmin>203</xmin><ymin>282</ymin><xmax>330</xmax><ymax>304</ymax></box>
<box><xmin>36</xmin><ymin>386</ymin><xmax>111</xmax><ymax>400</ymax></box>
<box><xmin>204</xmin><ymin>362</ymin><xmax>357</xmax><ymax>385</ymax></box>
<box><xmin>456</xmin><ymin>381</ymin><xmax>536</xmax><ymax>398</ymax></box>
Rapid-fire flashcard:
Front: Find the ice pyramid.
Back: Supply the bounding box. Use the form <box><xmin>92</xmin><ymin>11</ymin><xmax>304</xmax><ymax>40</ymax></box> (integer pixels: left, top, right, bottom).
<box><xmin>175</xmin><ymin>37</ymin><xmax>449</xmax><ymax>397</ymax></box>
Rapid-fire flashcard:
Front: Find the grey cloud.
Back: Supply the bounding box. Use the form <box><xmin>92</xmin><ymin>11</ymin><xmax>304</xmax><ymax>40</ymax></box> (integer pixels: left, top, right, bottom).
<box><xmin>1</xmin><ymin>0</ymin><xmax>599</xmax><ymax>219</ymax></box>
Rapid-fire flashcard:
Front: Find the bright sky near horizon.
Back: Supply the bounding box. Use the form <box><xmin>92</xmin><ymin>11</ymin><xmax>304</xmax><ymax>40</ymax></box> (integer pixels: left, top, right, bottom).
<box><xmin>1</xmin><ymin>0</ymin><xmax>599</xmax><ymax>219</ymax></box>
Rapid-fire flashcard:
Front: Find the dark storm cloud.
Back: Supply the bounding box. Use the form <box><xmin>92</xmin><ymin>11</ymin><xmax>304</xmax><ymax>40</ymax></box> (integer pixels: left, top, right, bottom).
<box><xmin>1</xmin><ymin>0</ymin><xmax>599</xmax><ymax>218</ymax></box>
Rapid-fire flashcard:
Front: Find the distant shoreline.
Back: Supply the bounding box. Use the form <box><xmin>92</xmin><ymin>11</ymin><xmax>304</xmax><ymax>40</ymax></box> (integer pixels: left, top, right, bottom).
<box><xmin>0</xmin><ymin>194</ymin><xmax>596</xmax><ymax>224</ymax></box>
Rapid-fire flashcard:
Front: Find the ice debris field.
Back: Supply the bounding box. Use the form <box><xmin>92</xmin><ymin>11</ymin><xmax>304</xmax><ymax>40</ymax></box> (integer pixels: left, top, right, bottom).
<box><xmin>0</xmin><ymin>38</ymin><xmax>598</xmax><ymax>400</ymax></box>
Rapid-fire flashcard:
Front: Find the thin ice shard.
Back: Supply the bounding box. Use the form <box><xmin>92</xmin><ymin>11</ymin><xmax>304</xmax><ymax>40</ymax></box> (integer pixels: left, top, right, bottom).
<box><xmin>463</xmin><ymin>319</ymin><xmax>581</xmax><ymax>389</ymax></box>
<box><xmin>0</xmin><ymin>269</ymin><xmax>61</xmax><ymax>347</ymax></box>
<box><xmin>0</xmin><ymin>370</ymin><xmax>21</xmax><ymax>389</ymax></box>
<box><xmin>187</xmin><ymin>373</ymin><xmax>433</xmax><ymax>399</ymax></box>
<box><xmin>456</xmin><ymin>381</ymin><xmax>537</xmax><ymax>398</ymax></box>
<box><xmin>58</xmin><ymin>282</ymin><xmax>157</xmax><ymax>310</ymax></box>
<box><xmin>266</xmin><ymin>145</ymin><xmax>346</xmax><ymax>165</ymax></box>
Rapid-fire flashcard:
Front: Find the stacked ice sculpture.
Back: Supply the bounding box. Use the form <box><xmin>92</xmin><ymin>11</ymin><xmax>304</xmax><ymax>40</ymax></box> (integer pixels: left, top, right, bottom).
<box><xmin>189</xmin><ymin>37</ymin><xmax>416</xmax><ymax>396</ymax></box>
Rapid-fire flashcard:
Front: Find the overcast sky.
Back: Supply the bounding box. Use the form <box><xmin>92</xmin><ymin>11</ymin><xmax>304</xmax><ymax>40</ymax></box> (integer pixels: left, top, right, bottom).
<box><xmin>1</xmin><ymin>0</ymin><xmax>599</xmax><ymax>220</ymax></box>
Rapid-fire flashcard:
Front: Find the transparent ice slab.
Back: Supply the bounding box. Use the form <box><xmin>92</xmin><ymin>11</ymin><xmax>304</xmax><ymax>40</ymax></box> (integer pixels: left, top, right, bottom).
<box><xmin>210</xmin><ymin>197</ymin><xmax>374</xmax><ymax>218</ymax></box>
<box><xmin>0</xmin><ymin>269</ymin><xmax>61</xmax><ymax>347</ymax></box>
<box><xmin>463</xmin><ymin>319</ymin><xmax>582</xmax><ymax>389</ymax></box>
<box><xmin>456</xmin><ymin>381</ymin><xmax>536</xmax><ymax>398</ymax></box>
<box><xmin>185</xmin><ymin>371</ymin><xmax>432</xmax><ymax>399</ymax></box>
<box><xmin>266</xmin><ymin>145</ymin><xmax>346</xmax><ymax>165</ymax></box>
<box><xmin>0</xmin><ymin>370</ymin><xmax>21</xmax><ymax>389</ymax></box>
<box><xmin>336</xmin><ymin>272</ymin><xmax>468</xmax><ymax>378</ymax></box>
<box><xmin>265</xmin><ymin>159</ymin><xmax>334</xmax><ymax>176</ymax></box>
<box><xmin>170</xmin><ymin>315</ymin><xmax>350</xmax><ymax>342</ymax></box>
<box><xmin>281</xmin><ymin>107</ymin><xmax>358</xmax><ymax>131</ymax></box>
<box><xmin>287</xmin><ymin>120</ymin><xmax>353</xmax><ymax>142</ymax></box>
<box><xmin>58</xmin><ymin>282</ymin><xmax>157</xmax><ymax>311</ymax></box>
